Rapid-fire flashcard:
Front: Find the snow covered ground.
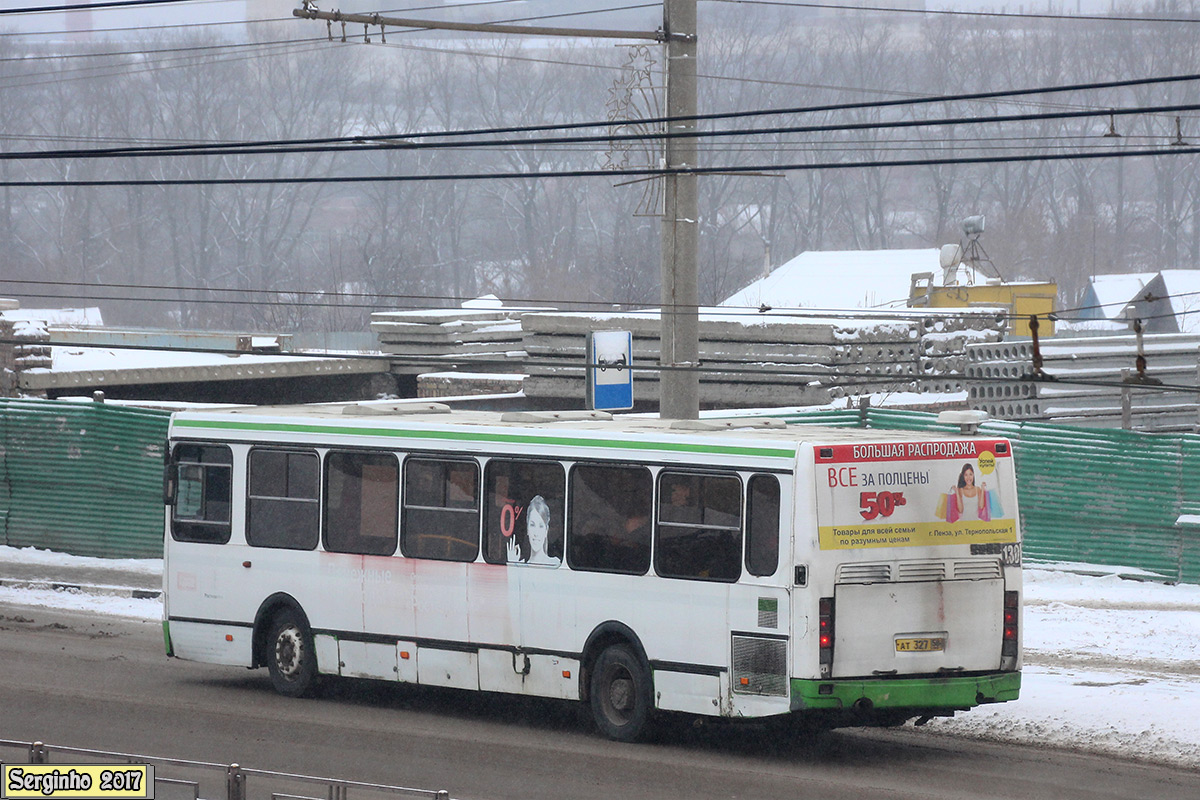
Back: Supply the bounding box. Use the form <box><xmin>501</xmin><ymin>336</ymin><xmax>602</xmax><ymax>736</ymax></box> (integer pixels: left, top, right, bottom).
<box><xmin>1</xmin><ymin>546</ymin><xmax>1198</xmax><ymax>767</ymax></box>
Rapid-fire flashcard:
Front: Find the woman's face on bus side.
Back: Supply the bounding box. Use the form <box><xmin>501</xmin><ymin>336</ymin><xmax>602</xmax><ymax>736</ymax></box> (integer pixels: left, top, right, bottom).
<box><xmin>963</xmin><ymin>466</ymin><xmax>975</xmax><ymax>486</ymax></box>
<box><xmin>527</xmin><ymin>506</ymin><xmax>549</xmax><ymax>554</ymax></box>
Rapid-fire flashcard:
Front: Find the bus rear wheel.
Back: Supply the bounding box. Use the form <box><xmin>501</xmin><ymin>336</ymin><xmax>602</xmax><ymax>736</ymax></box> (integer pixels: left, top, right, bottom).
<box><xmin>590</xmin><ymin>644</ymin><xmax>651</xmax><ymax>742</ymax></box>
<box><xmin>266</xmin><ymin>609</ymin><xmax>317</xmax><ymax>698</ymax></box>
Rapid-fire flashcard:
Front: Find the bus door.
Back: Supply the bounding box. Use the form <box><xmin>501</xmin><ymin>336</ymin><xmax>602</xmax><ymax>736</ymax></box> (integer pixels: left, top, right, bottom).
<box><xmin>725</xmin><ymin>472</ymin><xmax>792</xmax><ymax>718</ymax></box>
<box><xmin>478</xmin><ymin>458</ymin><xmax>575</xmax><ymax>699</ymax></box>
<box><xmin>401</xmin><ymin>456</ymin><xmax>480</xmax><ymax>691</ymax></box>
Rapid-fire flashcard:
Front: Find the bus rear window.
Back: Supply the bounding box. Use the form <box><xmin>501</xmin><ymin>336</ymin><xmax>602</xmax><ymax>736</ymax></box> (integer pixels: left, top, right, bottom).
<box><xmin>567</xmin><ymin>464</ymin><xmax>651</xmax><ymax>575</ymax></box>
<box><xmin>171</xmin><ymin>444</ymin><xmax>233</xmax><ymax>544</ymax></box>
<box><xmin>402</xmin><ymin>458</ymin><xmax>480</xmax><ymax>562</ymax></box>
<box><xmin>655</xmin><ymin>472</ymin><xmax>742</xmax><ymax>582</ymax></box>
<box><xmin>746</xmin><ymin>474</ymin><xmax>781</xmax><ymax>577</ymax></box>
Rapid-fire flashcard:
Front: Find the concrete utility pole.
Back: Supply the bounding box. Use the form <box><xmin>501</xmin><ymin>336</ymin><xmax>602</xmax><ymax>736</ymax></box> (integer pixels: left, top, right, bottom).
<box><xmin>659</xmin><ymin>0</ymin><xmax>700</xmax><ymax>420</ymax></box>
<box><xmin>293</xmin><ymin>1</ymin><xmax>701</xmax><ymax>419</ymax></box>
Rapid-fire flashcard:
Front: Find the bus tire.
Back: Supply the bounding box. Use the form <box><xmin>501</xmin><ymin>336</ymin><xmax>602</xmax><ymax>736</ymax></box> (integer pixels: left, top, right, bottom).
<box><xmin>590</xmin><ymin>644</ymin><xmax>651</xmax><ymax>742</ymax></box>
<box><xmin>266</xmin><ymin>609</ymin><xmax>317</xmax><ymax>698</ymax></box>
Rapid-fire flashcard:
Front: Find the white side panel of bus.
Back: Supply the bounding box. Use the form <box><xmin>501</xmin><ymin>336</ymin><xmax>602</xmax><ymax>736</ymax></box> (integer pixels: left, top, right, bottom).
<box><xmin>362</xmin><ymin>556</ymin><xmax>417</xmax><ymax>650</ymax></box>
<box><xmin>169</xmin><ymin>621</ymin><xmax>253</xmax><ymax>666</ymax></box>
<box><xmin>832</xmin><ymin>579</ymin><xmax>1004</xmax><ymax>677</ymax></box>
<box><xmin>519</xmin><ymin>565</ymin><xmax>576</xmax><ymax>693</ymax></box>
<box><xmin>412</xmin><ymin>562</ymin><xmax>470</xmax><ymax>644</ymax></box>
<box><xmin>654</xmin><ymin>671</ymin><xmax>722</xmax><ymax>716</ymax></box>
<box><xmin>417</xmin><ymin>647</ymin><xmax>478</xmax><ymax>690</ymax></box>
<box><xmin>523</xmin><ymin>654</ymin><xmax>579</xmax><ymax>700</ymax></box>
<box><xmin>470</xmin><ymin>563</ymin><xmax>522</xmax><ymax>695</ymax></box>
<box><xmin>339</xmin><ymin>641</ymin><xmax>399</xmax><ymax>681</ymax></box>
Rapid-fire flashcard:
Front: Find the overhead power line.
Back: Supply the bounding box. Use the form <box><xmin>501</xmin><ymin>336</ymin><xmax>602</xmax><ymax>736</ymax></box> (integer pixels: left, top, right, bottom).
<box><xmin>13</xmin><ymin>69</ymin><xmax>1196</xmax><ymax>160</ymax></box>
<box><xmin>10</xmin><ymin>276</ymin><xmax>1200</xmax><ymax>329</ymax></box>
<box><xmin>3</xmin><ymin>99</ymin><xmax>1197</xmax><ymax>161</ymax></box>
<box><xmin>3</xmin><ymin>142</ymin><xmax>1200</xmax><ymax>187</ymax></box>
<box><xmin>705</xmin><ymin>0</ymin><xmax>1200</xmax><ymax>24</ymax></box>
<box><xmin>0</xmin><ymin>0</ymin><xmax>216</xmax><ymax>15</ymax></box>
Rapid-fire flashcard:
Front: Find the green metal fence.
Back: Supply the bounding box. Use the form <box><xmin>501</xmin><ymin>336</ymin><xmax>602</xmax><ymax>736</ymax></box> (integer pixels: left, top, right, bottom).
<box><xmin>0</xmin><ymin>398</ymin><xmax>170</xmax><ymax>559</ymax></box>
<box><xmin>769</xmin><ymin>406</ymin><xmax>1200</xmax><ymax>584</ymax></box>
<box><xmin>2</xmin><ymin>397</ymin><xmax>1198</xmax><ymax>581</ymax></box>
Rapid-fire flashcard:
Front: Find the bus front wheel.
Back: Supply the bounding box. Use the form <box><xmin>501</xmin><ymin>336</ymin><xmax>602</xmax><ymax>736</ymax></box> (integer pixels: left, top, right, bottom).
<box><xmin>266</xmin><ymin>609</ymin><xmax>317</xmax><ymax>698</ymax></box>
<box><xmin>590</xmin><ymin>644</ymin><xmax>651</xmax><ymax>742</ymax></box>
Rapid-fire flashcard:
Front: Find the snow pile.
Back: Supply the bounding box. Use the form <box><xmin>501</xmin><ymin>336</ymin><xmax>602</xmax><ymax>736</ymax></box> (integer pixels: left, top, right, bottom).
<box><xmin>922</xmin><ymin>567</ymin><xmax>1200</xmax><ymax>768</ymax></box>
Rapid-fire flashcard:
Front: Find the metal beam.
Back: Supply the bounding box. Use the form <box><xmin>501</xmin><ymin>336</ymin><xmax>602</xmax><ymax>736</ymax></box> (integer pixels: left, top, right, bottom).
<box><xmin>292</xmin><ymin>7</ymin><xmax>665</xmax><ymax>42</ymax></box>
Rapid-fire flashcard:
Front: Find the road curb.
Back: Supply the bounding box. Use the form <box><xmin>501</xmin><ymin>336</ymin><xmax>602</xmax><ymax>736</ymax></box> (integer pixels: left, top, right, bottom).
<box><xmin>0</xmin><ymin>578</ymin><xmax>161</xmax><ymax>600</ymax></box>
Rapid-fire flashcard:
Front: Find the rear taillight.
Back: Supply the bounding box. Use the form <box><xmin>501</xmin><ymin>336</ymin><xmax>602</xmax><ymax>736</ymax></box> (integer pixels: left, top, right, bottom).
<box><xmin>818</xmin><ymin>597</ymin><xmax>834</xmax><ymax>677</ymax></box>
<box><xmin>1001</xmin><ymin>590</ymin><xmax>1019</xmax><ymax>670</ymax></box>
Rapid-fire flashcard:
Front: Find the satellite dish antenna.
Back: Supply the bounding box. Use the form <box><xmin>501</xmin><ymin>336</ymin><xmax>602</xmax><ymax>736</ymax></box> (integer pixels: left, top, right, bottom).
<box><xmin>939</xmin><ymin>243</ymin><xmax>963</xmax><ymax>269</ymax></box>
<box><xmin>940</xmin><ymin>243</ymin><xmax>964</xmax><ymax>284</ymax></box>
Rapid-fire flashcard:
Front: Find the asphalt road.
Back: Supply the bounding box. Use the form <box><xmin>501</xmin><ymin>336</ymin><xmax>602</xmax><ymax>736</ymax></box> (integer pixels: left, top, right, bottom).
<box><xmin>2</xmin><ymin>601</ymin><xmax>1198</xmax><ymax>800</ymax></box>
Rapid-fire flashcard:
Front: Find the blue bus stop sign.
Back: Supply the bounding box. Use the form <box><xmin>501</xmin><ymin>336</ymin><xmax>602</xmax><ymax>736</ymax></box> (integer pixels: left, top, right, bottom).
<box><xmin>586</xmin><ymin>330</ymin><xmax>633</xmax><ymax>411</ymax></box>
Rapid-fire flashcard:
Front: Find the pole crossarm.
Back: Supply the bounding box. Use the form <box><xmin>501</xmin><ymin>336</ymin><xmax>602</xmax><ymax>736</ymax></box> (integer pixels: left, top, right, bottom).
<box><xmin>292</xmin><ymin>6</ymin><xmax>667</xmax><ymax>42</ymax></box>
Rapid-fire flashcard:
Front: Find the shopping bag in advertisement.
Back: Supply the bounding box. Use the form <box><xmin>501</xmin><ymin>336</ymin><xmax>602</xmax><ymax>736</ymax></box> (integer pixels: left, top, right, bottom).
<box><xmin>935</xmin><ymin>492</ymin><xmax>948</xmax><ymax>520</ymax></box>
<box><xmin>988</xmin><ymin>489</ymin><xmax>1004</xmax><ymax>518</ymax></box>
<box><xmin>945</xmin><ymin>492</ymin><xmax>960</xmax><ymax>523</ymax></box>
<box><xmin>979</xmin><ymin>495</ymin><xmax>991</xmax><ymax>522</ymax></box>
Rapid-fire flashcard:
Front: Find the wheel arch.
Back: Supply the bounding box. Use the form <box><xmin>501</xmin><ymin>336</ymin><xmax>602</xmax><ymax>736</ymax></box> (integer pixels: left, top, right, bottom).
<box><xmin>579</xmin><ymin>621</ymin><xmax>650</xmax><ymax>702</ymax></box>
<box><xmin>251</xmin><ymin>592</ymin><xmax>309</xmax><ymax>669</ymax></box>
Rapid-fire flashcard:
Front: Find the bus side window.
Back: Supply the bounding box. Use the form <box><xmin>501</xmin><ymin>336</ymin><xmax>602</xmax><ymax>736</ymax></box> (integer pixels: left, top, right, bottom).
<box><xmin>655</xmin><ymin>472</ymin><xmax>742</xmax><ymax>582</ymax></box>
<box><xmin>324</xmin><ymin>450</ymin><xmax>398</xmax><ymax>556</ymax></box>
<box><xmin>171</xmin><ymin>444</ymin><xmax>233</xmax><ymax>544</ymax></box>
<box><xmin>247</xmin><ymin>449</ymin><xmax>320</xmax><ymax>550</ymax></box>
<box><xmin>746</xmin><ymin>475</ymin><xmax>781</xmax><ymax>577</ymax></box>
<box><xmin>402</xmin><ymin>457</ymin><xmax>480</xmax><ymax>562</ymax></box>
<box><xmin>567</xmin><ymin>464</ymin><xmax>652</xmax><ymax>575</ymax></box>
<box><xmin>482</xmin><ymin>459</ymin><xmax>565</xmax><ymax>567</ymax></box>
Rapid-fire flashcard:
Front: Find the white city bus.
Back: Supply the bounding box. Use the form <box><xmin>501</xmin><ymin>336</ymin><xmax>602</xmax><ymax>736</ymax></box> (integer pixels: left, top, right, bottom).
<box><xmin>162</xmin><ymin>403</ymin><xmax>1022</xmax><ymax>741</ymax></box>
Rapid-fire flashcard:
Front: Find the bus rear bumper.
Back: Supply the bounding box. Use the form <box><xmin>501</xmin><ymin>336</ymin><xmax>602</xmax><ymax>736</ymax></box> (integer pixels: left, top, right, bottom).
<box><xmin>790</xmin><ymin>671</ymin><xmax>1021</xmax><ymax>713</ymax></box>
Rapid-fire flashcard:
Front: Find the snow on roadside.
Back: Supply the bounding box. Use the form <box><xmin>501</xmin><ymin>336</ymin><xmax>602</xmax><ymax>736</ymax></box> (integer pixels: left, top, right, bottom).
<box><xmin>922</xmin><ymin>566</ymin><xmax>1200</xmax><ymax>769</ymax></box>
<box><xmin>922</xmin><ymin>665</ymin><xmax>1200</xmax><ymax>769</ymax></box>
<box><xmin>0</xmin><ymin>584</ymin><xmax>160</xmax><ymax>620</ymax></box>
<box><xmin>0</xmin><ymin>545</ymin><xmax>160</xmax><ymax>575</ymax></box>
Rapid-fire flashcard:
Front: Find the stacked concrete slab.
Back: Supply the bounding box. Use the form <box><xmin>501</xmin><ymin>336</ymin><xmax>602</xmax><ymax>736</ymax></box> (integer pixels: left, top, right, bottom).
<box><xmin>520</xmin><ymin>309</ymin><xmax>1007</xmax><ymax>408</ymax></box>
<box><xmin>370</xmin><ymin>307</ymin><xmax>545</xmax><ymax>375</ymax></box>
<box><xmin>965</xmin><ymin>333</ymin><xmax>1200</xmax><ymax>430</ymax></box>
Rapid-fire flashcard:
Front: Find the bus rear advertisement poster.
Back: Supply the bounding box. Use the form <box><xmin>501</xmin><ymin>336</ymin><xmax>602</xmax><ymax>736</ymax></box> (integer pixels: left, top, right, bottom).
<box><xmin>815</xmin><ymin>439</ymin><xmax>1017</xmax><ymax>551</ymax></box>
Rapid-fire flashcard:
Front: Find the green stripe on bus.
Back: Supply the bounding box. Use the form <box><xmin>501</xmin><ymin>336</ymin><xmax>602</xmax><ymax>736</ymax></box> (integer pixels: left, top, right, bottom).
<box><xmin>173</xmin><ymin>418</ymin><xmax>797</xmax><ymax>460</ymax></box>
<box><xmin>790</xmin><ymin>671</ymin><xmax>1020</xmax><ymax>712</ymax></box>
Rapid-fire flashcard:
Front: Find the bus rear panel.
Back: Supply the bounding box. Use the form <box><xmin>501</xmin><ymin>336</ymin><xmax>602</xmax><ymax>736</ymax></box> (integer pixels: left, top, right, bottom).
<box><xmin>792</xmin><ymin>437</ymin><xmax>1021</xmax><ymax>724</ymax></box>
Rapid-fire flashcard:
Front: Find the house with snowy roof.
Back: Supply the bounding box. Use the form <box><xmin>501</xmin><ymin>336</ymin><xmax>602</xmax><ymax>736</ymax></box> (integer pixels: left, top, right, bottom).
<box><xmin>720</xmin><ymin>249</ymin><xmax>942</xmax><ymax>310</ymax></box>
<box><xmin>1078</xmin><ymin>271</ymin><xmax>1200</xmax><ymax>334</ymax></box>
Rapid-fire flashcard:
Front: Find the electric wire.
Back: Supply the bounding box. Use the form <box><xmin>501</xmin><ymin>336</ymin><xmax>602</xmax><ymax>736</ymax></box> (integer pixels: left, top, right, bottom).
<box><xmin>2</xmin><ymin>140</ymin><xmax>1198</xmax><ymax>186</ymax></box>
<box><xmin>0</xmin><ymin>38</ymin><xmax>351</xmax><ymax>93</ymax></box>
<box><xmin>8</xmin><ymin>274</ymin><xmax>1200</xmax><ymax>328</ymax></box>
<box><xmin>17</xmin><ymin>69</ymin><xmax>1198</xmax><ymax>156</ymax></box>
<box><xmin>705</xmin><ymin>0</ymin><xmax>1200</xmax><ymax>25</ymax></box>
<box><xmin>0</xmin><ymin>0</ymin><xmax>228</xmax><ymax>15</ymax></box>
<box><xmin>4</xmin><ymin>98</ymin><xmax>1198</xmax><ymax>161</ymax></box>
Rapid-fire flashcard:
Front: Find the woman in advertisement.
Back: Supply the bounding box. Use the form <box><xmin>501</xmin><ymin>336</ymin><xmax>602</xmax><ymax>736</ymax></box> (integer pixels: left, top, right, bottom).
<box><xmin>507</xmin><ymin>494</ymin><xmax>561</xmax><ymax>566</ymax></box>
<box><xmin>952</xmin><ymin>463</ymin><xmax>988</xmax><ymax>521</ymax></box>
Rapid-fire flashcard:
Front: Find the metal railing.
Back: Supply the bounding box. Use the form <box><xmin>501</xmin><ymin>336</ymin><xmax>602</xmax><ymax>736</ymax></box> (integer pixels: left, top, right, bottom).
<box><xmin>0</xmin><ymin>740</ymin><xmax>452</xmax><ymax>800</ymax></box>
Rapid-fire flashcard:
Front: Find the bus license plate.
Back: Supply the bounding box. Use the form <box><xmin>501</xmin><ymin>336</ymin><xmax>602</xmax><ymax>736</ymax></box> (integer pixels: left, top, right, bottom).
<box><xmin>895</xmin><ymin>637</ymin><xmax>946</xmax><ymax>652</ymax></box>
